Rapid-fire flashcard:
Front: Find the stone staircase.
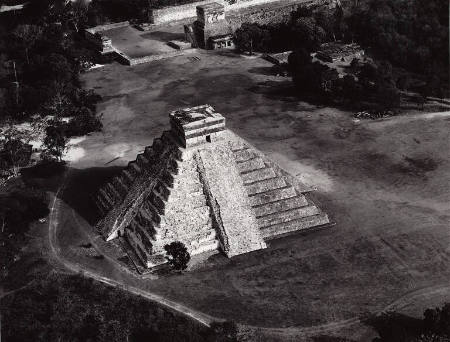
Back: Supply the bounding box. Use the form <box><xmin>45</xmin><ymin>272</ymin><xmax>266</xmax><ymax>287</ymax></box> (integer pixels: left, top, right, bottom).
<box><xmin>230</xmin><ymin>142</ymin><xmax>329</xmax><ymax>240</ymax></box>
<box><xmin>197</xmin><ymin>144</ymin><xmax>266</xmax><ymax>257</ymax></box>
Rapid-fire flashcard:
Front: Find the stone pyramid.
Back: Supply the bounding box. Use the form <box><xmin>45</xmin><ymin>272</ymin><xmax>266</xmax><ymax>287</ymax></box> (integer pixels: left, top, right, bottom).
<box><xmin>95</xmin><ymin>105</ymin><xmax>330</xmax><ymax>268</ymax></box>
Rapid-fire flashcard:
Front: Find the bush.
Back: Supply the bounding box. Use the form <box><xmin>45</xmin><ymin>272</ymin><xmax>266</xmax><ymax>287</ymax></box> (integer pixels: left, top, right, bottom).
<box><xmin>164</xmin><ymin>241</ymin><xmax>190</xmax><ymax>271</ymax></box>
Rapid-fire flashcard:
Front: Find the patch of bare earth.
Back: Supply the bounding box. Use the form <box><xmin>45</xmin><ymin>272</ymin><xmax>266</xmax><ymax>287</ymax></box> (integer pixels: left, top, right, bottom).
<box><xmin>68</xmin><ymin>52</ymin><xmax>450</xmax><ymax>337</ymax></box>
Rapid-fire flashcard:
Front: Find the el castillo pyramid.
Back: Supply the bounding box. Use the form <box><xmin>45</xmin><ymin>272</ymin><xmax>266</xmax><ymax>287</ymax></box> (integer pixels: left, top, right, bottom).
<box><xmin>95</xmin><ymin>105</ymin><xmax>330</xmax><ymax>268</ymax></box>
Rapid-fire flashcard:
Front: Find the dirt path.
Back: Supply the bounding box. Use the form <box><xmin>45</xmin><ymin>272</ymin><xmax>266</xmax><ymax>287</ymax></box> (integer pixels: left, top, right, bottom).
<box><xmin>47</xmin><ymin>172</ymin><xmax>215</xmax><ymax>328</ymax></box>
<box><xmin>0</xmin><ymin>282</ymin><xmax>34</xmax><ymax>300</ymax></box>
<box><xmin>256</xmin><ymin>282</ymin><xmax>450</xmax><ymax>340</ymax></box>
<box><xmin>47</xmin><ymin>168</ymin><xmax>450</xmax><ymax>340</ymax></box>
<box><xmin>67</xmin><ymin>54</ymin><xmax>450</xmax><ymax>338</ymax></box>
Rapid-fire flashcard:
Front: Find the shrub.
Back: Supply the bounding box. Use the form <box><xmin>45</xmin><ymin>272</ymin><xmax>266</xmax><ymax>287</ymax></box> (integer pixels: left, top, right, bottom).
<box><xmin>164</xmin><ymin>241</ymin><xmax>190</xmax><ymax>271</ymax></box>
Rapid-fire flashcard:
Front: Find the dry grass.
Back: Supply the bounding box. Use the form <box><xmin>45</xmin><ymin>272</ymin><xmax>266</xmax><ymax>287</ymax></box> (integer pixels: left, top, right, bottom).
<box><xmin>57</xmin><ymin>51</ymin><xmax>450</xmax><ymax>332</ymax></box>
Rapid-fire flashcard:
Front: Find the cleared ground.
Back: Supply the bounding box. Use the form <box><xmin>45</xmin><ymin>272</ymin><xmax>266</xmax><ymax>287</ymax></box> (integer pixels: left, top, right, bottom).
<box><xmin>102</xmin><ymin>24</ymin><xmax>185</xmax><ymax>58</ymax></box>
<box><xmin>54</xmin><ymin>50</ymin><xmax>450</xmax><ymax>339</ymax></box>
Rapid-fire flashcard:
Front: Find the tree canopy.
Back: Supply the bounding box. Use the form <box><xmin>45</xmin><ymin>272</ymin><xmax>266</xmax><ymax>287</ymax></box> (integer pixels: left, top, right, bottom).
<box><xmin>1</xmin><ymin>274</ymin><xmax>211</xmax><ymax>342</ymax></box>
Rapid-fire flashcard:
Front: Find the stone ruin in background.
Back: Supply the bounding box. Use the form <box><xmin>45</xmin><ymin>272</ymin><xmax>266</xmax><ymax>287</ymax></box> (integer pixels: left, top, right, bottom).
<box><xmin>184</xmin><ymin>0</ymin><xmax>342</xmax><ymax>50</ymax></box>
<box><xmin>95</xmin><ymin>105</ymin><xmax>330</xmax><ymax>269</ymax></box>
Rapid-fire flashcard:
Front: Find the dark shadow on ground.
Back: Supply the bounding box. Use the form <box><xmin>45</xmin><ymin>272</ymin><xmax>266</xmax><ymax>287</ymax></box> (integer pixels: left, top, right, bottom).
<box><xmin>247</xmin><ymin>66</ymin><xmax>279</xmax><ymax>76</ymax></box>
<box><xmin>60</xmin><ymin>166</ymin><xmax>124</xmax><ymax>225</ymax></box>
<box><xmin>21</xmin><ymin>162</ymin><xmax>67</xmax><ymax>193</ymax></box>
<box><xmin>142</xmin><ymin>31</ymin><xmax>185</xmax><ymax>42</ymax></box>
<box><xmin>312</xmin><ymin>336</ymin><xmax>357</xmax><ymax>342</ymax></box>
<box><xmin>247</xmin><ymin>80</ymin><xmax>304</xmax><ymax>103</ymax></box>
<box><xmin>362</xmin><ymin>312</ymin><xmax>423</xmax><ymax>342</ymax></box>
<box><xmin>212</xmin><ymin>50</ymin><xmax>242</xmax><ymax>58</ymax></box>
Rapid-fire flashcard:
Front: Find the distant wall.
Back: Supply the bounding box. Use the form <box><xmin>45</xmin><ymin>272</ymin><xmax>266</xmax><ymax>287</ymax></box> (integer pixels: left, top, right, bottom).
<box><xmin>199</xmin><ymin>0</ymin><xmax>318</xmax><ymax>43</ymax></box>
<box><xmin>149</xmin><ymin>0</ymin><xmax>207</xmax><ymax>24</ymax></box>
<box><xmin>149</xmin><ymin>0</ymin><xmax>317</xmax><ymax>24</ymax></box>
<box><xmin>226</xmin><ymin>0</ymin><xmax>312</xmax><ymax>29</ymax></box>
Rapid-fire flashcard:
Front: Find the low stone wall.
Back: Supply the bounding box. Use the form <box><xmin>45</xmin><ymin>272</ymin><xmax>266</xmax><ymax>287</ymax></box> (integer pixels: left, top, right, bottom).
<box><xmin>85</xmin><ymin>22</ymin><xmax>129</xmax><ymax>54</ymax></box>
<box><xmin>85</xmin><ymin>21</ymin><xmax>130</xmax><ymax>35</ymax></box>
<box><xmin>114</xmin><ymin>48</ymin><xmax>196</xmax><ymax>66</ymax></box>
<box><xmin>263</xmin><ymin>51</ymin><xmax>292</xmax><ymax>65</ymax></box>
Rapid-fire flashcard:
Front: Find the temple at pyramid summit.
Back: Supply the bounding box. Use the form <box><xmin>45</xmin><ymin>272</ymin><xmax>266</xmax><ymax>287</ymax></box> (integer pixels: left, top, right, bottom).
<box><xmin>95</xmin><ymin>105</ymin><xmax>330</xmax><ymax>268</ymax></box>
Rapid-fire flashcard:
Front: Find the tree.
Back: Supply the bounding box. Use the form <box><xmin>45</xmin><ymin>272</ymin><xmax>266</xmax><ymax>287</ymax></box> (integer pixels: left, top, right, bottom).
<box><xmin>288</xmin><ymin>48</ymin><xmax>314</xmax><ymax>91</ymax></box>
<box><xmin>164</xmin><ymin>241</ymin><xmax>190</xmax><ymax>271</ymax></box>
<box><xmin>314</xmin><ymin>6</ymin><xmax>344</xmax><ymax>42</ymax></box>
<box><xmin>289</xmin><ymin>7</ymin><xmax>327</xmax><ymax>53</ymax></box>
<box><xmin>43</xmin><ymin>84</ymin><xmax>74</xmax><ymax>117</ymax></box>
<box><xmin>359</xmin><ymin>63</ymin><xmax>378</xmax><ymax>85</ymax></box>
<box><xmin>0</xmin><ymin>188</ymin><xmax>49</xmax><ymax>281</ymax></box>
<box><xmin>346</xmin><ymin>0</ymin><xmax>449</xmax><ymax>93</ymax></box>
<box><xmin>423</xmin><ymin>303</ymin><xmax>450</xmax><ymax>337</ymax></box>
<box><xmin>72</xmin><ymin>88</ymin><xmax>102</xmax><ymax>112</ymax></box>
<box><xmin>12</xmin><ymin>24</ymin><xmax>43</xmax><ymax>65</ymax></box>
<box><xmin>373</xmin><ymin>83</ymin><xmax>400</xmax><ymax>111</ymax></box>
<box><xmin>67</xmin><ymin>0</ymin><xmax>89</xmax><ymax>32</ymax></box>
<box><xmin>339</xmin><ymin>74</ymin><xmax>362</xmax><ymax>102</ymax></box>
<box><xmin>288</xmin><ymin>48</ymin><xmax>338</xmax><ymax>97</ymax></box>
<box><xmin>396</xmin><ymin>75</ymin><xmax>412</xmax><ymax>91</ymax></box>
<box><xmin>233</xmin><ymin>23</ymin><xmax>271</xmax><ymax>54</ymax></box>
<box><xmin>42</xmin><ymin>120</ymin><xmax>67</xmax><ymax>162</ymax></box>
<box><xmin>43</xmin><ymin>54</ymin><xmax>75</xmax><ymax>84</ymax></box>
<box><xmin>0</xmin><ymin>138</ymin><xmax>32</xmax><ymax>176</ymax></box>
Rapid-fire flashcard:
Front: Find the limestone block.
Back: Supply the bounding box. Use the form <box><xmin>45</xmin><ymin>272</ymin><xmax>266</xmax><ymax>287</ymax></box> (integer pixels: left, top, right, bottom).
<box><xmin>260</xmin><ymin>213</ymin><xmax>330</xmax><ymax>239</ymax></box>
<box><xmin>245</xmin><ymin>177</ymin><xmax>287</xmax><ymax>195</ymax></box>
<box><xmin>241</xmin><ymin>167</ymin><xmax>276</xmax><ymax>184</ymax></box>
<box><xmin>248</xmin><ymin>184</ymin><xmax>296</xmax><ymax>207</ymax></box>
<box><xmin>236</xmin><ymin>157</ymin><xmax>265</xmax><ymax>173</ymax></box>
<box><xmin>253</xmin><ymin>195</ymin><xmax>308</xmax><ymax>217</ymax></box>
<box><xmin>257</xmin><ymin>205</ymin><xmax>319</xmax><ymax>228</ymax></box>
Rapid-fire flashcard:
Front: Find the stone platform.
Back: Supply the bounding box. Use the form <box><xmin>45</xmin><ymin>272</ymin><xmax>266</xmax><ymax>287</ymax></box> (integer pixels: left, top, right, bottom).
<box><xmin>95</xmin><ymin>105</ymin><xmax>330</xmax><ymax>268</ymax></box>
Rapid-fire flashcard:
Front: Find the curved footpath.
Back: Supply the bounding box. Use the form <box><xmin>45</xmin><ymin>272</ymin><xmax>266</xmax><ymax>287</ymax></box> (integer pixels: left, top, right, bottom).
<box><xmin>48</xmin><ymin>172</ymin><xmax>214</xmax><ymax>327</ymax></box>
<box><xmin>48</xmin><ymin>170</ymin><xmax>450</xmax><ymax>339</ymax></box>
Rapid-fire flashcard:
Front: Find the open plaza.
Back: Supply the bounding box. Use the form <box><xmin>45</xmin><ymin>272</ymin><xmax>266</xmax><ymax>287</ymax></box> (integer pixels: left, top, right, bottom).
<box><xmin>1</xmin><ymin>0</ymin><xmax>448</xmax><ymax>340</ymax></box>
<box><xmin>45</xmin><ymin>48</ymin><xmax>450</xmax><ymax>340</ymax></box>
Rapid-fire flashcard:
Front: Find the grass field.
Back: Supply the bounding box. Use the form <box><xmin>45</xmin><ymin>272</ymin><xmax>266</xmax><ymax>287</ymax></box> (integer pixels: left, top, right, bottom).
<box><xmin>51</xmin><ymin>50</ymin><xmax>450</xmax><ymax>340</ymax></box>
